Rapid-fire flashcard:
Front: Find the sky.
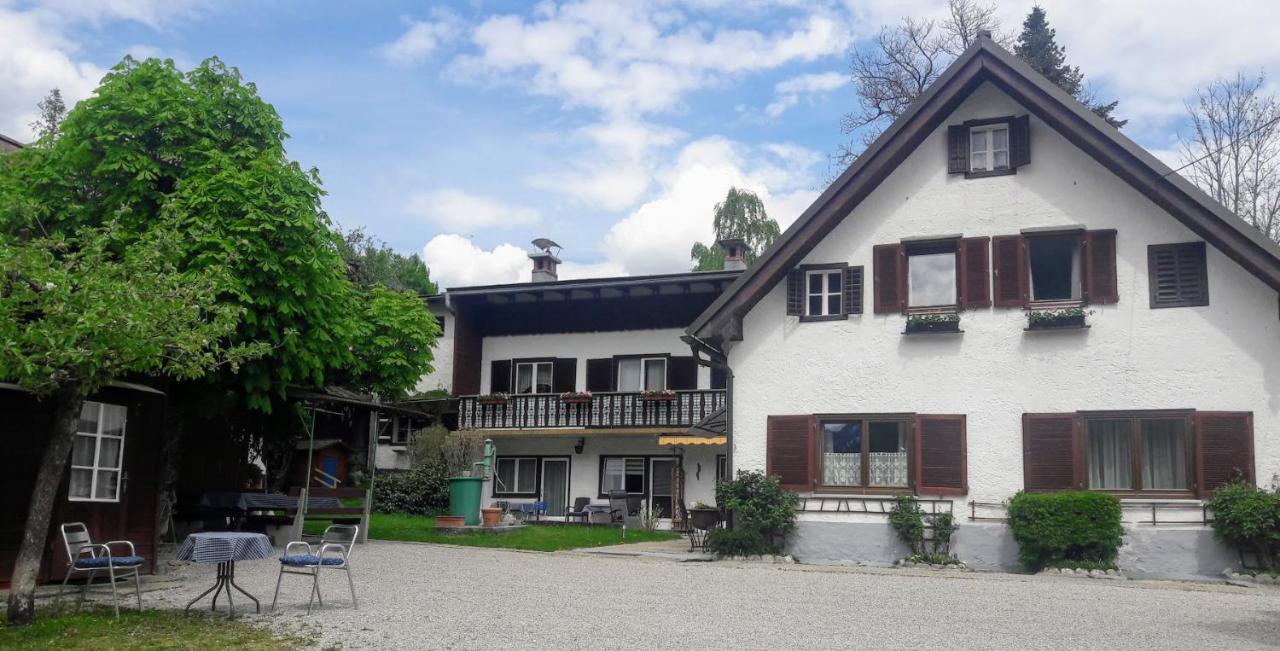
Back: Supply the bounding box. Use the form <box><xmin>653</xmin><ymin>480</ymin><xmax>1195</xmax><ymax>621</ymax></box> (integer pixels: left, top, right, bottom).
<box><xmin>3</xmin><ymin>0</ymin><xmax>1280</xmax><ymax>288</ymax></box>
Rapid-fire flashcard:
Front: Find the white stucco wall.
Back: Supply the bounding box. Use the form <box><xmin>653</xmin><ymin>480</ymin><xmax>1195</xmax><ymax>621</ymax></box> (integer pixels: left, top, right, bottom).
<box><xmin>730</xmin><ymin>81</ymin><xmax>1280</xmax><ymax>518</ymax></box>
<box><xmin>479</xmin><ymin>328</ymin><xmax>712</xmax><ymax>391</ymax></box>
<box><xmin>415</xmin><ymin>303</ymin><xmax>454</xmax><ymax>394</ymax></box>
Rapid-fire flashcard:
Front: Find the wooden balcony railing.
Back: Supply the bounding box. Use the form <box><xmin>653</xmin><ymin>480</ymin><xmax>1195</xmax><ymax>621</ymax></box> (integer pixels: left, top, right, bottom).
<box><xmin>457</xmin><ymin>390</ymin><xmax>726</xmax><ymax>431</ymax></box>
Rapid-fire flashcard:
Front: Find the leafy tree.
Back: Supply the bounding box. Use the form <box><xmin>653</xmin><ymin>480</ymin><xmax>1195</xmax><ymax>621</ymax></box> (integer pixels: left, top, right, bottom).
<box><xmin>28</xmin><ymin>88</ymin><xmax>66</xmax><ymax>143</ymax></box>
<box><xmin>690</xmin><ymin>187</ymin><xmax>781</xmax><ymax>270</ymax></box>
<box><xmin>0</xmin><ymin>223</ymin><xmax>266</xmax><ymax>624</ymax></box>
<box><xmin>338</xmin><ymin>227</ymin><xmax>436</xmax><ymax>295</ymax></box>
<box><xmin>1014</xmin><ymin>6</ymin><xmax>1126</xmax><ymax>128</ymax></box>
<box><xmin>344</xmin><ymin>285</ymin><xmax>442</xmax><ymax>399</ymax></box>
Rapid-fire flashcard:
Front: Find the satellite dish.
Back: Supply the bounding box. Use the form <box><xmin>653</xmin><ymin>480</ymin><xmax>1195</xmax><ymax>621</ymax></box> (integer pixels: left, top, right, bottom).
<box><xmin>531</xmin><ymin>238</ymin><xmax>561</xmax><ymax>253</ymax></box>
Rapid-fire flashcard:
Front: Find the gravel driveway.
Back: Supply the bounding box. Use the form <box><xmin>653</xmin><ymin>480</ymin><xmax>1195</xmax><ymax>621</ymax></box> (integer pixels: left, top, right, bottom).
<box><xmin>150</xmin><ymin>540</ymin><xmax>1280</xmax><ymax>649</ymax></box>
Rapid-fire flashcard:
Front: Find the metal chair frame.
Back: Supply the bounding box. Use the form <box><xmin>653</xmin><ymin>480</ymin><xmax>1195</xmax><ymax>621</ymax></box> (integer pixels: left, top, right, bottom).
<box><xmin>56</xmin><ymin>522</ymin><xmax>142</xmax><ymax>618</ymax></box>
<box><xmin>271</xmin><ymin>524</ymin><xmax>358</xmax><ymax>614</ymax></box>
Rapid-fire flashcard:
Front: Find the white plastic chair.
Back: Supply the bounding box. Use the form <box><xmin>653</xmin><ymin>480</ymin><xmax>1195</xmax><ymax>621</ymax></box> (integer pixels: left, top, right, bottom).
<box><xmin>56</xmin><ymin>522</ymin><xmax>144</xmax><ymax>617</ymax></box>
<box><xmin>271</xmin><ymin>524</ymin><xmax>358</xmax><ymax>614</ymax></box>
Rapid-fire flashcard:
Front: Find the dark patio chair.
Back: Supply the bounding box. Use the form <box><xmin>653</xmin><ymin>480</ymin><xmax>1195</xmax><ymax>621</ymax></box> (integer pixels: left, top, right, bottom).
<box><xmin>566</xmin><ymin>497</ymin><xmax>591</xmax><ymax>525</ymax></box>
<box><xmin>608</xmin><ymin>490</ymin><xmax>641</xmax><ymax>529</ymax></box>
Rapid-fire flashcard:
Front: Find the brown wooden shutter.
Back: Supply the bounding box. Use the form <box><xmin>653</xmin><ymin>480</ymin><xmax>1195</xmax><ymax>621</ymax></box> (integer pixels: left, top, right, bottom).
<box><xmin>873</xmin><ymin>244</ymin><xmax>905</xmax><ymax>314</ymax></box>
<box><xmin>585</xmin><ymin>358</ymin><xmax>613</xmax><ymax>392</ymax></box>
<box><xmin>947</xmin><ymin>124</ymin><xmax>970</xmax><ymax>174</ymax></box>
<box><xmin>766</xmin><ymin>415</ymin><xmax>814</xmax><ymax>491</ymax></box>
<box><xmin>786</xmin><ymin>269</ymin><xmax>804</xmax><ymax>316</ymax></box>
<box><xmin>843</xmin><ymin>265</ymin><xmax>864</xmax><ymax>315</ymax></box>
<box><xmin>1022</xmin><ymin>413</ymin><xmax>1080</xmax><ymax>490</ymax></box>
<box><xmin>915</xmin><ymin>415</ymin><xmax>967</xmax><ymax>495</ymax></box>
<box><xmin>1010</xmin><ymin>115</ymin><xmax>1031</xmax><ymax>168</ymax></box>
<box><xmin>667</xmin><ymin>356</ymin><xmax>698</xmax><ymax>391</ymax></box>
<box><xmin>1085</xmin><ymin>229</ymin><xmax>1118</xmax><ymax>304</ymax></box>
<box><xmin>1148</xmin><ymin>242</ymin><xmax>1209</xmax><ymax>308</ymax></box>
<box><xmin>958</xmin><ymin>236</ymin><xmax>991</xmax><ymax>309</ymax></box>
<box><xmin>490</xmin><ymin>360</ymin><xmax>512</xmax><ymax>393</ymax></box>
<box><xmin>991</xmin><ymin>235</ymin><xmax>1027</xmax><ymax>307</ymax></box>
<box><xmin>1195</xmin><ymin>411</ymin><xmax>1254</xmax><ymax>497</ymax></box>
<box><xmin>552</xmin><ymin>358</ymin><xmax>577</xmax><ymax>393</ymax></box>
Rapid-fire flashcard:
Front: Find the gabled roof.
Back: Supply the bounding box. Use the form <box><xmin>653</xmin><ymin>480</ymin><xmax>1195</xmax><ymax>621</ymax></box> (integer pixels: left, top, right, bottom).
<box><xmin>688</xmin><ymin>34</ymin><xmax>1280</xmax><ymax>344</ymax></box>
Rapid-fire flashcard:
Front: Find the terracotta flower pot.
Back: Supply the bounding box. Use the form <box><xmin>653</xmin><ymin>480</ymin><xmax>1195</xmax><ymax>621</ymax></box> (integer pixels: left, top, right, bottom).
<box><xmin>481</xmin><ymin>507</ymin><xmax>503</xmax><ymax>528</ymax></box>
<box><xmin>436</xmin><ymin>515</ymin><xmax>465</xmax><ymax>529</ymax></box>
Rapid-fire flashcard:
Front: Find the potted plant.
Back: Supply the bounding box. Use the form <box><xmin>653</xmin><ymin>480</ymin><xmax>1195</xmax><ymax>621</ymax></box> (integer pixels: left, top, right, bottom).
<box><xmin>688</xmin><ymin>500</ymin><xmax>721</xmax><ymax>531</ymax></box>
<box><xmin>560</xmin><ymin>390</ymin><xmax>592</xmax><ymax>404</ymax></box>
<box><xmin>904</xmin><ymin>312</ymin><xmax>961</xmax><ymax>334</ymax></box>
<box><xmin>480</xmin><ymin>506</ymin><xmax>503</xmax><ymax>528</ymax></box>
<box><xmin>436</xmin><ymin>515</ymin><xmax>465</xmax><ymax>529</ymax></box>
<box><xmin>477</xmin><ymin>392</ymin><xmax>509</xmax><ymax>406</ymax></box>
<box><xmin>1026</xmin><ymin>307</ymin><xmax>1091</xmax><ymax>330</ymax></box>
<box><xmin>640</xmin><ymin>389</ymin><xmax>677</xmax><ymax>402</ymax></box>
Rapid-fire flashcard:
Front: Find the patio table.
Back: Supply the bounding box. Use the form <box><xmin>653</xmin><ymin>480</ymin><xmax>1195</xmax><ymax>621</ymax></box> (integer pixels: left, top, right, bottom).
<box><xmin>199</xmin><ymin>491</ymin><xmax>341</xmax><ymax>512</ymax></box>
<box><xmin>178</xmin><ymin>531</ymin><xmax>273</xmax><ymax>616</ymax></box>
<box><xmin>583</xmin><ymin>504</ymin><xmax>612</xmax><ymax>525</ymax></box>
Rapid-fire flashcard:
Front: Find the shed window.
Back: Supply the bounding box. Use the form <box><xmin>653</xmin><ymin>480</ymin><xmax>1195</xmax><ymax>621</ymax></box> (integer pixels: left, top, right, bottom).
<box><xmin>69</xmin><ymin>402</ymin><xmax>127</xmax><ymax>502</ymax></box>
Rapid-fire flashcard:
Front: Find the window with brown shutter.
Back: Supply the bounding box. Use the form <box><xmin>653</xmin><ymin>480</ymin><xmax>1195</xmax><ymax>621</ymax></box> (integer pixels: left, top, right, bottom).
<box><xmin>1022</xmin><ymin>413</ymin><xmax>1080</xmax><ymax>491</ymax></box>
<box><xmin>844</xmin><ymin>266</ymin><xmax>864</xmax><ymax>315</ymax></box>
<box><xmin>490</xmin><ymin>360</ymin><xmax>512</xmax><ymax>394</ymax></box>
<box><xmin>552</xmin><ymin>358</ymin><xmax>577</xmax><ymax>393</ymax></box>
<box><xmin>1010</xmin><ymin>115</ymin><xmax>1031</xmax><ymax>167</ymax></box>
<box><xmin>948</xmin><ymin>115</ymin><xmax>1031</xmax><ymax>177</ymax></box>
<box><xmin>1148</xmin><ymin>242</ymin><xmax>1209</xmax><ymax>308</ymax></box>
<box><xmin>797</xmin><ymin>263</ymin><xmax>847</xmax><ymax>321</ymax></box>
<box><xmin>1196</xmin><ymin>412</ymin><xmax>1254</xmax><ymax>497</ymax></box>
<box><xmin>766</xmin><ymin>415</ymin><xmax>814</xmax><ymax>491</ymax></box>
<box><xmin>1085</xmin><ymin>229</ymin><xmax>1118</xmax><ymax>304</ymax></box>
<box><xmin>667</xmin><ymin>356</ymin><xmax>698</xmax><ymax>391</ymax></box>
<box><xmin>785</xmin><ymin>269</ymin><xmax>804</xmax><ymax>316</ymax></box>
<box><xmin>585</xmin><ymin>358</ymin><xmax>613</xmax><ymax>392</ymax></box>
<box><xmin>959</xmin><ymin>237</ymin><xmax>991</xmax><ymax>309</ymax></box>
<box><xmin>915</xmin><ymin>415</ymin><xmax>967</xmax><ymax>494</ymax></box>
<box><xmin>873</xmin><ymin>244</ymin><xmax>905</xmax><ymax>314</ymax></box>
<box><xmin>947</xmin><ymin>125</ymin><xmax>969</xmax><ymax>174</ymax></box>
<box><xmin>991</xmin><ymin>235</ymin><xmax>1028</xmax><ymax>307</ymax></box>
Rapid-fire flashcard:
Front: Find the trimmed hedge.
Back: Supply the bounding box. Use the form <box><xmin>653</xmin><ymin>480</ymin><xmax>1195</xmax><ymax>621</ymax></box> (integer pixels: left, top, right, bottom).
<box><xmin>1207</xmin><ymin>480</ymin><xmax>1280</xmax><ymax>570</ymax></box>
<box><xmin>1006</xmin><ymin>491</ymin><xmax>1123</xmax><ymax>571</ymax></box>
<box><xmin>372</xmin><ymin>459</ymin><xmax>450</xmax><ymax>515</ymax></box>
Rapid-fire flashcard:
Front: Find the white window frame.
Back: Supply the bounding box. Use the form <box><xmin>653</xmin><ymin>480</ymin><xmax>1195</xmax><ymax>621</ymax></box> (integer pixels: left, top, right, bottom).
<box><xmin>969</xmin><ymin>124</ymin><xmax>1010</xmax><ymax>172</ymax></box>
<box><xmin>494</xmin><ymin>457</ymin><xmax>538</xmax><ymax>495</ymax></box>
<box><xmin>514</xmin><ymin>361</ymin><xmax>554</xmax><ymax>394</ymax></box>
<box><xmin>69</xmin><ymin>401</ymin><xmax>127</xmax><ymax>503</ymax></box>
<box><xmin>601</xmin><ymin>456</ymin><xmax>647</xmax><ymax>495</ymax></box>
<box><xmin>805</xmin><ymin>269</ymin><xmax>843</xmax><ymax>317</ymax></box>
<box><xmin>617</xmin><ymin>357</ymin><xmax>667</xmax><ymax>392</ymax></box>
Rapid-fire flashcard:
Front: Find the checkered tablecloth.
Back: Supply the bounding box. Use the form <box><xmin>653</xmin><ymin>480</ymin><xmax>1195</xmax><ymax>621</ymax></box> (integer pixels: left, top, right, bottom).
<box><xmin>176</xmin><ymin>532</ymin><xmax>274</xmax><ymax>564</ymax></box>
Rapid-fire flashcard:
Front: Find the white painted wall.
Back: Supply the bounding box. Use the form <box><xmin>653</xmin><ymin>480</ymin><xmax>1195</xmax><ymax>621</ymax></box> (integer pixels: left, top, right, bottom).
<box><xmin>730</xmin><ymin>82</ymin><xmax>1280</xmax><ymax>519</ymax></box>
<box><xmin>479</xmin><ymin>328</ymin><xmax>712</xmax><ymax>392</ymax></box>
<box><xmin>415</xmin><ymin>303</ymin><xmax>454</xmax><ymax>394</ymax></box>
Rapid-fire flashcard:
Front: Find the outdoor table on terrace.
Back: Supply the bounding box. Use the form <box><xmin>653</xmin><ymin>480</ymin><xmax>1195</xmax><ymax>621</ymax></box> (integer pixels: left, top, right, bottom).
<box><xmin>199</xmin><ymin>491</ymin><xmax>342</xmax><ymax>512</ymax></box>
<box><xmin>177</xmin><ymin>531</ymin><xmax>274</xmax><ymax>616</ymax></box>
<box><xmin>583</xmin><ymin>504</ymin><xmax>612</xmax><ymax>525</ymax></box>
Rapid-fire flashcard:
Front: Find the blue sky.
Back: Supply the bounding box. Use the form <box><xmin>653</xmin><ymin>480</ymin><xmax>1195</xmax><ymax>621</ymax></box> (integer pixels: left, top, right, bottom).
<box><xmin>4</xmin><ymin>1</ymin><xmax>1279</xmax><ymax>287</ymax></box>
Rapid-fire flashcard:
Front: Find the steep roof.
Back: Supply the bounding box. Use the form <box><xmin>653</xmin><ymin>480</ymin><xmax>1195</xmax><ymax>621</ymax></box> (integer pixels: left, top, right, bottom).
<box><xmin>688</xmin><ymin>34</ymin><xmax>1280</xmax><ymax>344</ymax></box>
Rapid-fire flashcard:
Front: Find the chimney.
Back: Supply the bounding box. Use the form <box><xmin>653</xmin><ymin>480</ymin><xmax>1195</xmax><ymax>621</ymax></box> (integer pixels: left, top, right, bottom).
<box><xmin>717</xmin><ymin>238</ymin><xmax>749</xmax><ymax>271</ymax></box>
<box><xmin>977</xmin><ymin>29</ymin><xmax>992</xmax><ymax>40</ymax></box>
<box><xmin>529</xmin><ymin>238</ymin><xmax>561</xmax><ymax>282</ymax></box>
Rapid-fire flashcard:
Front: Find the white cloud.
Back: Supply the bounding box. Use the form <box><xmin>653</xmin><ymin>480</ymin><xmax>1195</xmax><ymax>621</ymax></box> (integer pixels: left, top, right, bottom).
<box><xmin>422</xmin><ymin>234</ymin><xmax>528</xmax><ymax>287</ymax></box>
<box><xmin>379</xmin><ymin>11</ymin><xmax>461</xmax><ymax>66</ymax></box>
<box><xmin>766</xmin><ymin>71</ymin><xmax>846</xmax><ymax>117</ymax></box>
<box><xmin>526</xmin><ymin>118</ymin><xmax>682</xmax><ymax>210</ymax></box>
<box><xmin>407</xmin><ymin>189</ymin><xmax>541</xmax><ymax>233</ymax></box>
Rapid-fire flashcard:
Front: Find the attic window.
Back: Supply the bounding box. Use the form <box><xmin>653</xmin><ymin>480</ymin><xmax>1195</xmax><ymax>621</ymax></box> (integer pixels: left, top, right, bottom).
<box><xmin>970</xmin><ymin>125</ymin><xmax>1009</xmax><ymax>172</ymax></box>
<box><xmin>948</xmin><ymin>115</ymin><xmax>1030</xmax><ymax>177</ymax></box>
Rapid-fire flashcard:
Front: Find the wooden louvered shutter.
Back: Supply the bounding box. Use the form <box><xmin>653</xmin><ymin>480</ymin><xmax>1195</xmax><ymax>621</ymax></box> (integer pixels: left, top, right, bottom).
<box><xmin>1010</xmin><ymin>115</ymin><xmax>1031</xmax><ymax>168</ymax></box>
<box><xmin>667</xmin><ymin>356</ymin><xmax>698</xmax><ymax>391</ymax></box>
<box><xmin>843</xmin><ymin>266</ymin><xmax>864</xmax><ymax>315</ymax></box>
<box><xmin>991</xmin><ymin>235</ymin><xmax>1027</xmax><ymax>307</ymax></box>
<box><xmin>958</xmin><ymin>237</ymin><xmax>991</xmax><ymax>309</ymax></box>
<box><xmin>1023</xmin><ymin>413</ymin><xmax>1081</xmax><ymax>491</ymax></box>
<box><xmin>1148</xmin><ymin>242</ymin><xmax>1209</xmax><ymax>308</ymax></box>
<box><xmin>947</xmin><ymin>125</ymin><xmax>970</xmax><ymax>174</ymax></box>
<box><xmin>786</xmin><ymin>269</ymin><xmax>804</xmax><ymax>316</ymax></box>
<box><xmin>490</xmin><ymin>360</ymin><xmax>512</xmax><ymax>393</ymax></box>
<box><xmin>710</xmin><ymin>366</ymin><xmax>727</xmax><ymax>390</ymax></box>
<box><xmin>873</xmin><ymin>244</ymin><xmax>905</xmax><ymax>314</ymax></box>
<box><xmin>766</xmin><ymin>415</ymin><xmax>814</xmax><ymax>491</ymax></box>
<box><xmin>585</xmin><ymin>358</ymin><xmax>613</xmax><ymax>392</ymax></box>
<box><xmin>552</xmin><ymin>358</ymin><xmax>577</xmax><ymax>393</ymax></box>
<box><xmin>1196</xmin><ymin>411</ymin><xmax>1254</xmax><ymax>497</ymax></box>
<box><xmin>915</xmin><ymin>415</ymin><xmax>967</xmax><ymax>495</ymax></box>
<box><xmin>1085</xmin><ymin>229</ymin><xmax>1119</xmax><ymax>304</ymax></box>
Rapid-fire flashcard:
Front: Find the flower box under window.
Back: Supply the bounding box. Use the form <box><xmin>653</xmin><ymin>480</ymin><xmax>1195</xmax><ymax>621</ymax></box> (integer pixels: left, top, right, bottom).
<box><xmin>560</xmin><ymin>391</ymin><xmax>592</xmax><ymax>404</ymax></box>
<box><xmin>640</xmin><ymin>389</ymin><xmax>677</xmax><ymax>402</ymax></box>
<box><xmin>904</xmin><ymin>313</ymin><xmax>961</xmax><ymax>335</ymax></box>
<box><xmin>1026</xmin><ymin>307</ymin><xmax>1090</xmax><ymax>331</ymax></box>
<box><xmin>477</xmin><ymin>393</ymin><xmax>509</xmax><ymax>405</ymax></box>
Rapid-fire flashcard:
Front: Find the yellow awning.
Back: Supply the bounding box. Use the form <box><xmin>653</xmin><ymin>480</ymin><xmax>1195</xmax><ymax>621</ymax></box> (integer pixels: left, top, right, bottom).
<box><xmin>657</xmin><ymin>435</ymin><xmax>726</xmax><ymax>446</ymax></box>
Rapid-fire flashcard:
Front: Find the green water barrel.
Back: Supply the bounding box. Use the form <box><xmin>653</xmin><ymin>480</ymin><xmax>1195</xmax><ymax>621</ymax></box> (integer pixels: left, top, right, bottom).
<box><xmin>448</xmin><ymin>477</ymin><xmax>485</xmax><ymax>526</ymax></box>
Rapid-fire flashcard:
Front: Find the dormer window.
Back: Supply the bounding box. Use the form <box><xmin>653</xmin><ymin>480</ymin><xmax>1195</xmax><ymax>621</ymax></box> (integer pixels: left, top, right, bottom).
<box><xmin>970</xmin><ymin>124</ymin><xmax>1009</xmax><ymax>173</ymax></box>
<box><xmin>948</xmin><ymin>115</ymin><xmax>1030</xmax><ymax>178</ymax></box>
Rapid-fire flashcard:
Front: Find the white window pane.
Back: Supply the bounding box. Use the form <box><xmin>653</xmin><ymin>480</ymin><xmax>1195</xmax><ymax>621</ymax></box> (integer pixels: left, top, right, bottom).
<box><xmin>515</xmin><ymin>365</ymin><xmax>533</xmax><ymax>394</ymax></box>
<box><xmin>69</xmin><ymin>469</ymin><xmax>93</xmax><ymax>499</ymax></box>
<box><xmin>517</xmin><ymin>459</ymin><xmax>537</xmax><ymax>493</ymax></box>
<box><xmin>994</xmin><ymin>150</ymin><xmax>1009</xmax><ymax>169</ymax></box>
<box><xmin>617</xmin><ymin>359</ymin><xmax>641</xmax><ymax>392</ymax></box>
<box><xmin>71</xmin><ymin>435</ymin><xmax>96</xmax><ymax>466</ymax></box>
<box><xmin>970</xmin><ymin>130</ymin><xmax>987</xmax><ymax>151</ymax></box>
<box><xmin>536</xmin><ymin>363</ymin><xmax>552</xmax><ymax>393</ymax></box>
<box><xmin>98</xmin><ymin>438</ymin><xmax>122</xmax><ymax>470</ymax></box>
<box><xmin>100</xmin><ymin>404</ymin><xmax>126</xmax><ymax>437</ymax></box>
<box><xmin>993</xmin><ymin>128</ymin><xmax>1008</xmax><ymax>149</ymax></box>
<box><xmin>1088</xmin><ymin>421</ymin><xmax>1132</xmax><ymax>489</ymax></box>
<box><xmin>808</xmin><ymin>296</ymin><xmax>823</xmax><ymax>315</ymax></box>
<box><xmin>603</xmin><ymin>458</ymin><xmax>625</xmax><ymax>492</ymax></box>
<box><xmin>644</xmin><ymin>359</ymin><xmax>666</xmax><ymax>391</ymax></box>
<box><xmin>77</xmin><ymin>402</ymin><xmax>100</xmax><ymax>434</ymax></box>
<box><xmin>970</xmin><ymin>153</ymin><xmax>986</xmax><ymax>171</ymax></box>
<box><xmin>908</xmin><ymin>252</ymin><xmax>957</xmax><ymax>307</ymax></box>
<box><xmin>826</xmin><ymin>272</ymin><xmax>842</xmax><ymax>294</ymax></box>
<box><xmin>95</xmin><ymin>470</ymin><xmax>119</xmax><ymax>500</ymax></box>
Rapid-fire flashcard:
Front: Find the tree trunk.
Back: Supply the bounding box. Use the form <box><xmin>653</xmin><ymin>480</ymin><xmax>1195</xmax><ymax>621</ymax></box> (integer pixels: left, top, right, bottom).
<box><xmin>155</xmin><ymin>411</ymin><xmax>184</xmax><ymax>544</ymax></box>
<box><xmin>7</xmin><ymin>386</ymin><xmax>85</xmax><ymax>625</ymax></box>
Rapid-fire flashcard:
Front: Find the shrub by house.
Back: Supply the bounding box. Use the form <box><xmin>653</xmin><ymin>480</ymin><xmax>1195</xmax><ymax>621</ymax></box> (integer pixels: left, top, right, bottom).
<box><xmin>1006</xmin><ymin>491</ymin><xmax>1123</xmax><ymax>571</ymax></box>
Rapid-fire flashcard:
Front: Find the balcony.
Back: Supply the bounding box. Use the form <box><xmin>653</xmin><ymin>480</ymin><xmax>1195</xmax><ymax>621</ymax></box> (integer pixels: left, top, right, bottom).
<box><xmin>457</xmin><ymin>390</ymin><xmax>726</xmax><ymax>431</ymax></box>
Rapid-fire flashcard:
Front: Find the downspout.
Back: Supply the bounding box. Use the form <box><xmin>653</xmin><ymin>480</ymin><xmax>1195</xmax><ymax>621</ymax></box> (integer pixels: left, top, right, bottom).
<box><xmin>681</xmin><ymin>333</ymin><xmax>732</xmax><ymax>480</ymax></box>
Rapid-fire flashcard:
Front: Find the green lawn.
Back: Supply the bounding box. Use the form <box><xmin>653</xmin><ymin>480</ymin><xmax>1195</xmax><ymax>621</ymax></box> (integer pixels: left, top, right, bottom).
<box><xmin>0</xmin><ymin>608</ymin><xmax>300</xmax><ymax>649</ymax></box>
<box><xmin>304</xmin><ymin>512</ymin><xmax>678</xmax><ymax>551</ymax></box>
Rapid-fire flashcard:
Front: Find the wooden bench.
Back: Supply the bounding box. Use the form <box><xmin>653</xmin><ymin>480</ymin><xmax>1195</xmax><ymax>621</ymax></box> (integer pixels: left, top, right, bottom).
<box><xmin>282</xmin><ymin>487</ymin><xmax>372</xmax><ymax>544</ymax></box>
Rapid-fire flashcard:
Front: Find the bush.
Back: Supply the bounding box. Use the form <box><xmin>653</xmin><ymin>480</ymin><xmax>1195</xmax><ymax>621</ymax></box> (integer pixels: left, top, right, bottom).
<box><xmin>889</xmin><ymin>495</ymin><xmax>959</xmax><ymax>563</ymax></box>
<box><xmin>1006</xmin><ymin>491</ymin><xmax>1123</xmax><ymax>572</ymax></box>
<box><xmin>372</xmin><ymin>459</ymin><xmax>450</xmax><ymax>515</ymax></box>
<box><xmin>707</xmin><ymin>470</ymin><xmax>798</xmax><ymax>557</ymax></box>
<box><xmin>1208</xmin><ymin>480</ymin><xmax>1280</xmax><ymax>570</ymax></box>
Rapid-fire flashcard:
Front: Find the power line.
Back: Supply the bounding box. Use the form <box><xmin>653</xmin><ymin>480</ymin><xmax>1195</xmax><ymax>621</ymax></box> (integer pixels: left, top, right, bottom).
<box><xmin>1163</xmin><ymin>112</ymin><xmax>1280</xmax><ymax>177</ymax></box>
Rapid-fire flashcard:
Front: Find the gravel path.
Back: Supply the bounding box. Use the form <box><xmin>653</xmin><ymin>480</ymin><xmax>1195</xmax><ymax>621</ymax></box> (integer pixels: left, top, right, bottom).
<box><xmin>149</xmin><ymin>541</ymin><xmax>1280</xmax><ymax>649</ymax></box>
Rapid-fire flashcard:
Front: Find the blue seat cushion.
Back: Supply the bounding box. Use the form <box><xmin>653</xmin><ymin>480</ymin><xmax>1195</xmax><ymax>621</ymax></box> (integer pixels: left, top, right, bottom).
<box><xmin>280</xmin><ymin>554</ymin><xmax>344</xmax><ymax>567</ymax></box>
<box><xmin>74</xmin><ymin>556</ymin><xmax>144</xmax><ymax>569</ymax></box>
